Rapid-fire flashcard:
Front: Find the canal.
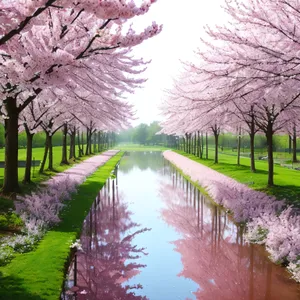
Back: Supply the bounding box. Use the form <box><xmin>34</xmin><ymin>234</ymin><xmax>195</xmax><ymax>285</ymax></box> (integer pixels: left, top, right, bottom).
<box><xmin>62</xmin><ymin>152</ymin><xmax>300</xmax><ymax>300</ymax></box>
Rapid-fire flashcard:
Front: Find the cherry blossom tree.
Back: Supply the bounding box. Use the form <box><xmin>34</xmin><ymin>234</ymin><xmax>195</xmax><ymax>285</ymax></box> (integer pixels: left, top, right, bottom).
<box><xmin>0</xmin><ymin>0</ymin><xmax>161</xmax><ymax>192</ymax></box>
<box><xmin>196</xmin><ymin>0</ymin><xmax>300</xmax><ymax>185</ymax></box>
<box><xmin>20</xmin><ymin>93</ymin><xmax>58</xmax><ymax>183</ymax></box>
<box><xmin>160</xmin><ymin>0</ymin><xmax>300</xmax><ymax>186</ymax></box>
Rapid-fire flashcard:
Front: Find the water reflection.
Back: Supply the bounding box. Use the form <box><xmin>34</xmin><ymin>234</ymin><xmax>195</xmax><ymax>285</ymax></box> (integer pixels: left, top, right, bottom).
<box><xmin>62</xmin><ymin>178</ymin><xmax>150</xmax><ymax>300</ymax></box>
<box><xmin>160</xmin><ymin>165</ymin><xmax>300</xmax><ymax>300</ymax></box>
<box><xmin>62</xmin><ymin>153</ymin><xmax>300</xmax><ymax>300</ymax></box>
<box><xmin>121</xmin><ymin>152</ymin><xmax>163</xmax><ymax>174</ymax></box>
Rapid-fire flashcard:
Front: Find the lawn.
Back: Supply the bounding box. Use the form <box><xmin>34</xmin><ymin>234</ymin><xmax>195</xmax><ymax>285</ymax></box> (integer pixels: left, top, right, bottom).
<box><xmin>175</xmin><ymin>149</ymin><xmax>300</xmax><ymax>206</ymax></box>
<box><xmin>0</xmin><ymin>146</ymin><xmax>79</xmax><ymax>184</ymax></box>
<box><xmin>0</xmin><ymin>145</ymin><xmax>99</xmax><ymax>212</ymax></box>
<box><xmin>0</xmin><ymin>152</ymin><xmax>123</xmax><ymax>300</ymax></box>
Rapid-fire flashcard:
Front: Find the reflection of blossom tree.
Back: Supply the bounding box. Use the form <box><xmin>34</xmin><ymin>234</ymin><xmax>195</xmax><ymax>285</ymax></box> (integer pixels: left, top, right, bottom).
<box><xmin>159</xmin><ymin>182</ymin><xmax>300</xmax><ymax>300</ymax></box>
<box><xmin>64</xmin><ymin>179</ymin><xmax>150</xmax><ymax>300</ymax></box>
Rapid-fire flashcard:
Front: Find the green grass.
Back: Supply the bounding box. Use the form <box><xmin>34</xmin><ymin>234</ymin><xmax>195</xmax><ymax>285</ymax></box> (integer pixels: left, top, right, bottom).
<box><xmin>174</xmin><ymin>149</ymin><xmax>300</xmax><ymax>206</ymax></box>
<box><xmin>218</xmin><ymin>146</ymin><xmax>299</xmax><ymax>163</ymax></box>
<box><xmin>117</xmin><ymin>143</ymin><xmax>169</xmax><ymax>152</ymax></box>
<box><xmin>0</xmin><ymin>146</ymin><xmax>68</xmax><ymax>183</ymax></box>
<box><xmin>0</xmin><ymin>145</ymin><xmax>103</xmax><ymax>213</ymax></box>
<box><xmin>0</xmin><ymin>151</ymin><xmax>123</xmax><ymax>300</ymax></box>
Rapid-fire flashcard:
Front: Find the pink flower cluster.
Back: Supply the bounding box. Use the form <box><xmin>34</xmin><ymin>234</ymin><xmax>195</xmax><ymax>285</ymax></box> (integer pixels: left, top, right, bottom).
<box><xmin>15</xmin><ymin>176</ymin><xmax>77</xmax><ymax>234</ymax></box>
<box><xmin>14</xmin><ymin>150</ymin><xmax>119</xmax><ymax>235</ymax></box>
<box><xmin>163</xmin><ymin>151</ymin><xmax>284</xmax><ymax>222</ymax></box>
<box><xmin>163</xmin><ymin>150</ymin><xmax>300</xmax><ymax>282</ymax></box>
<box><xmin>247</xmin><ymin>207</ymin><xmax>300</xmax><ymax>282</ymax></box>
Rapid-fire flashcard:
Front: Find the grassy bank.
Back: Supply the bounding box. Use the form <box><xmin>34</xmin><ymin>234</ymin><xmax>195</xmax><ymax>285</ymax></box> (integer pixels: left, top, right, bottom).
<box><xmin>0</xmin><ymin>152</ymin><xmax>123</xmax><ymax>300</ymax></box>
<box><xmin>117</xmin><ymin>143</ymin><xmax>169</xmax><ymax>152</ymax></box>
<box><xmin>0</xmin><ymin>146</ymin><xmax>84</xmax><ymax>212</ymax></box>
<box><xmin>0</xmin><ymin>145</ymin><xmax>111</xmax><ymax>235</ymax></box>
<box><xmin>174</xmin><ymin>150</ymin><xmax>300</xmax><ymax>206</ymax></box>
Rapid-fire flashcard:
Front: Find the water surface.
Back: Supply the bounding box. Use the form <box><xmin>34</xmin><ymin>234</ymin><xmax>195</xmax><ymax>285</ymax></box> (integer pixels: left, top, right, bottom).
<box><xmin>62</xmin><ymin>152</ymin><xmax>300</xmax><ymax>300</ymax></box>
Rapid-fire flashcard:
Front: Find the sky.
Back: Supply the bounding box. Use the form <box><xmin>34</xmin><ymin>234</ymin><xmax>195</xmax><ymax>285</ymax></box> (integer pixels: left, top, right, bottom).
<box><xmin>128</xmin><ymin>0</ymin><xmax>226</xmax><ymax>126</ymax></box>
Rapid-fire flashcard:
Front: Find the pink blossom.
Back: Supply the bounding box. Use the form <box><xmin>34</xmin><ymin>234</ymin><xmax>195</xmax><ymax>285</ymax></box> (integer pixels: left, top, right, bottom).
<box><xmin>15</xmin><ymin>150</ymin><xmax>119</xmax><ymax>234</ymax></box>
<box><xmin>163</xmin><ymin>150</ymin><xmax>300</xmax><ymax>282</ymax></box>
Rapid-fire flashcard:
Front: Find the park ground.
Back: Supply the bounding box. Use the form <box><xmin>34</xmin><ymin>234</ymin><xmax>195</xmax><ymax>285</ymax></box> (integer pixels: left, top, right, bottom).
<box><xmin>0</xmin><ymin>143</ymin><xmax>300</xmax><ymax>299</ymax></box>
<box><xmin>0</xmin><ymin>151</ymin><xmax>123</xmax><ymax>300</ymax></box>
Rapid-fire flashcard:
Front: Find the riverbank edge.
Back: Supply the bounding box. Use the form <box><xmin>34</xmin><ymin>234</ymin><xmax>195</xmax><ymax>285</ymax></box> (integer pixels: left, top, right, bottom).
<box><xmin>0</xmin><ymin>151</ymin><xmax>124</xmax><ymax>300</ymax></box>
<box><xmin>0</xmin><ymin>148</ymin><xmax>116</xmax><ymax>226</ymax></box>
<box><xmin>163</xmin><ymin>150</ymin><xmax>299</xmax><ymax>283</ymax></box>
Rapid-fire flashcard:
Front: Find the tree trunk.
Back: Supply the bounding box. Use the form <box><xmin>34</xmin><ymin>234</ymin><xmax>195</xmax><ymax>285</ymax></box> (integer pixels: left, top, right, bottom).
<box><xmin>77</xmin><ymin>130</ymin><xmax>83</xmax><ymax>157</ymax></box>
<box><xmin>39</xmin><ymin>137</ymin><xmax>49</xmax><ymax>173</ymax></box>
<box><xmin>85</xmin><ymin>127</ymin><xmax>90</xmax><ymax>155</ymax></box>
<box><xmin>206</xmin><ymin>132</ymin><xmax>208</xmax><ymax>159</ymax></box>
<box><xmin>72</xmin><ymin>129</ymin><xmax>76</xmax><ymax>159</ymax></box>
<box><xmin>23</xmin><ymin>125</ymin><xmax>34</xmax><ymax>184</ymax></box>
<box><xmin>237</xmin><ymin>127</ymin><xmax>241</xmax><ymax>166</ymax></box>
<box><xmin>47</xmin><ymin>134</ymin><xmax>54</xmax><ymax>171</ymax></box>
<box><xmin>193</xmin><ymin>134</ymin><xmax>197</xmax><ymax>155</ymax></box>
<box><xmin>61</xmin><ymin>123</ymin><xmax>69</xmax><ymax>165</ymax></box>
<box><xmin>266</xmin><ymin>121</ymin><xmax>274</xmax><ymax>187</ymax></box>
<box><xmin>249</xmin><ymin>132</ymin><xmax>256</xmax><ymax>173</ymax></box>
<box><xmin>69</xmin><ymin>128</ymin><xmax>76</xmax><ymax>160</ymax></box>
<box><xmin>81</xmin><ymin>131</ymin><xmax>84</xmax><ymax>155</ymax></box>
<box><xmin>201</xmin><ymin>133</ymin><xmax>204</xmax><ymax>159</ymax></box>
<box><xmin>69</xmin><ymin>133</ymin><xmax>73</xmax><ymax>159</ymax></box>
<box><xmin>214</xmin><ymin>131</ymin><xmax>219</xmax><ymax>164</ymax></box>
<box><xmin>249</xmin><ymin>112</ymin><xmax>256</xmax><ymax>172</ymax></box>
<box><xmin>289</xmin><ymin>135</ymin><xmax>292</xmax><ymax>154</ymax></box>
<box><xmin>89</xmin><ymin>130</ymin><xmax>93</xmax><ymax>154</ymax></box>
<box><xmin>292</xmin><ymin>125</ymin><xmax>298</xmax><ymax>163</ymax></box>
<box><xmin>3</xmin><ymin>97</ymin><xmax>20</xmax><ymax>193</ymax></box>
<box><xmin>197</xmin><ymin>131</ymin><xmax>200</xmax><ymax>157</ymax></box>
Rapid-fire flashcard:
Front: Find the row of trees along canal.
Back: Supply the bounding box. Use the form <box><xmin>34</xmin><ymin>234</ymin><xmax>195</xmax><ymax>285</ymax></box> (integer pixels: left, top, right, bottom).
<box><xmin>118</xmin><ymin>122</ymin><xmax>299</xmax><ymax>155</ymax></box>
<box><xmin>0</xmin><ymin>1</ymin><xmax>162</xmax><ymax>193</ymax></box>
<box><xmin>160</xmin><ymin>0</ymin><xmax>300</xmax><ymax>187</ymax></box>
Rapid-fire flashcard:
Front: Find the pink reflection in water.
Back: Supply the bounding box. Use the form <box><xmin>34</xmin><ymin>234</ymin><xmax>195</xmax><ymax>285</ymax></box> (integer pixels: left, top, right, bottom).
<box><xmin>62</xmin><ymin>179</ymin><xmax>150</xmax><ymax>300</ymax></box>
<box><xmin>160</xmin><ymin>173</ymin><xmax>300</xmax><ymax>300</ymax></box>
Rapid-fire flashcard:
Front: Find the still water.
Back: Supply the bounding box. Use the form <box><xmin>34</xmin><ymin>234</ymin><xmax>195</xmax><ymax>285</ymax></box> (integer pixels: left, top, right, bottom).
<box><xmin>62</xmin><ymin>152</ymin><xmax>300</xmax><ymax>300</ymax></box>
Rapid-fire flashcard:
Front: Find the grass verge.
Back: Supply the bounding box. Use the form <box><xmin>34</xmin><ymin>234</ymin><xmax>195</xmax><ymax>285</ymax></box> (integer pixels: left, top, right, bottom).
<box><xmin>0</xmin><ymin>151</ymin><xmax>124</xmax><ymax>300</ymax></box>
<box><xmin>174</xmin><ymin>150</ymin><xmax>300</xmax><ymax>206</ymax></box>
<box><xmin>0</xmin><ymin>145</ymin><xmax>96</xmax><ymax>212</ymax></box>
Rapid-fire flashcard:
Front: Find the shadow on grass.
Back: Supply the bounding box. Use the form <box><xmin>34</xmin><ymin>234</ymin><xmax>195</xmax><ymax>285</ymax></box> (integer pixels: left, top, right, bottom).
<box><xmin>0</xmin><ymin>272</ymin><xmax>43</xmax><ymax>300</ymax></box>
<box><xmin>0</xmin><ymin>180</ymin><xmax>107</xmax><ymax>300</ymax></box>
<box><xmin>53</xmin><ymin>179</ymin><xmax>106</xmax><ymax>233</ymax></box>
<box><xmin>0</xmin><ymin>196</ymin><xmax>14</xmax><ymax>211</ymax></box>
<box><xmin>175</xmin><ymin>151</ymin><xmax>300</xmax><ymax>205</ymax></box>
<box><xmin>185</xmin><ymin>154</ymin><xmax>270</xmax><ymax>176</ymax></box>
<box><xmin>259</xmin><ymin>185</ymin><xmax>300</xmax><ymax>207</ymax></box>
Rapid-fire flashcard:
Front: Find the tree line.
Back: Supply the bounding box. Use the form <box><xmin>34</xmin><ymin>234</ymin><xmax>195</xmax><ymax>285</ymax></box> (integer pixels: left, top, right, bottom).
<box><xmin>0</xmin><ymin>1</ymin><xmax>161</xmax><ymax>193</ymax></box>
<box><xmin>117</xmin><ymin>122</ymin><xmax>172</xmax><ymax>146</ymax></box>
<box><xmin>160</xmin><ymin>0</ymin><xmax>300</xmax><ymax>186</ymax></box>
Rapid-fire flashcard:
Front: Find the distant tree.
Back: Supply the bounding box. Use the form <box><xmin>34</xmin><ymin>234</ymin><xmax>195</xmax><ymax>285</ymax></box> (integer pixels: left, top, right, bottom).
<box><xmin>147</xmin><ymin>121</ymin><xmax>162</xmax><ymax>145</ymax></box>
<box><xmin>133</xmin><ymin>124</ymin><xmax>148</xmax><ymax>145</ymax></box>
